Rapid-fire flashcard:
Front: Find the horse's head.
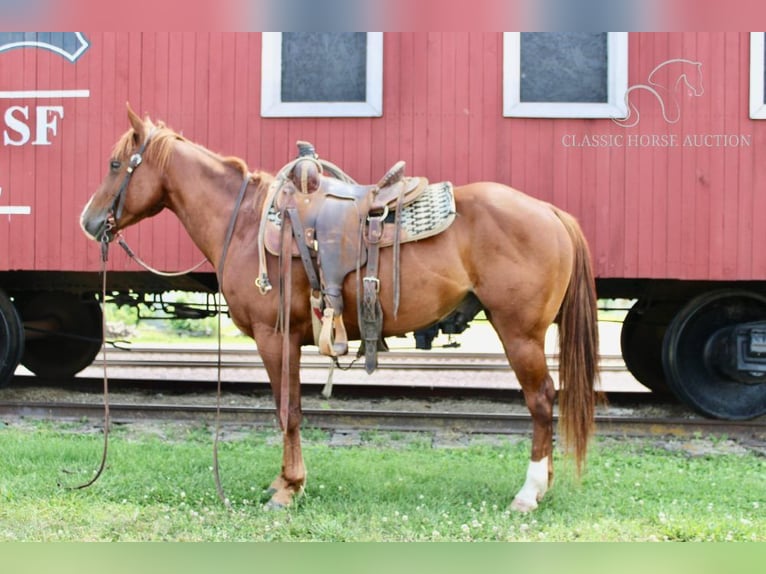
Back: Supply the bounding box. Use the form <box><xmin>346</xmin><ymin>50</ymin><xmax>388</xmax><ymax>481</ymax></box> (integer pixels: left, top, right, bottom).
<box><xmin>681</xmin><ymin>60</ymin><xmax>704</xmax><ymax>97</ymax></box>
<box><xmin>80</xmin><ymin>104</ymin><xmax>168</xmax><ymax>243</ymax></box>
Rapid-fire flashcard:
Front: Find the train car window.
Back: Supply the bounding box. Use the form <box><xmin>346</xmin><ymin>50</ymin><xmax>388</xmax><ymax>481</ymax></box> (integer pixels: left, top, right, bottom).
<box><xmin>261</xmin><ymin>32</ymin><xmax>383</xmax><ymax>118</ymax></box>
<box><xmin>750</xmin><ymin>32</ymin><xmax>766</xmax><ymax>119</ymax></box>
<box><xmin>503</xmin><ymin>32</ymin><xmax>628</xmax><ymax>118</ymax></box>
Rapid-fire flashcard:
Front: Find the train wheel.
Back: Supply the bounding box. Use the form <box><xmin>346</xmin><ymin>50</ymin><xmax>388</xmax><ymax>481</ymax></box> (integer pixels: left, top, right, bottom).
<box><xmin>0</xmin><ymin>289</ymin><xmax>24</xmax><ymax>388</ymax></box>
<box><xmin>17</xmin><ymin>292</ymin><xmax>102</xmax><ymax>379</ymax></box>
<box><xmin>662</xmin><ymin>290</ymin><xmax>766</xmax><ymax>420</ymax></box>
<box><xmin>620</xmin><ymin>300</ymin><xmax>683</xmax><ymax>394</ymax></box>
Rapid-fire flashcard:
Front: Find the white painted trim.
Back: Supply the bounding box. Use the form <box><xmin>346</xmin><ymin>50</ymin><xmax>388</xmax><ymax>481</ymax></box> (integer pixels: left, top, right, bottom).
<box><xmin>261</xmin><ymin>32</ymin><xmax>383</xmax><ymax>118</ymax></box>
<box><xmin>503</xmin><ymin>32</ymin><xmax>628</xmax><ymax>119</ymax></box>
<box><xmin>0</xmin><ymin>32</ymin><xmax>90</xmax><ymax>63</ymax></box>
<box><xmin>750</xmin><ymin>32</ymin><xmax>766</xmax><ymax>119</ymax></box>
<box><xmin>0</xmin><ymin>188</ymin><xmax>31</xmax><ymax>217</ymax></box>
<box><xmin>0</xmin><ymin>90</ymin><xmax>90</xmax><ymax>99</ymax></box>
<box><xmin>0</xmin><ymin>206</ymin><xmax>31</xmax><ymax>215</ymax></box>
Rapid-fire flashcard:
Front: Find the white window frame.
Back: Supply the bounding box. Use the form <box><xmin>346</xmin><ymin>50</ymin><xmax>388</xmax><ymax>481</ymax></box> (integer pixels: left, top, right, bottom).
<box><xmin>503</xmin><ymin>32</ymin><xmax>628</xmax><ymax>119</ymax></box>
<box><xmin>750</xmin><ymin>32</ymin><xmax>766</xmax><ymax>119</ymax></box>
<box><xmin>261</xmin><ymin>32</ymin><xmax>383</xmax><ymax>118</ymax></box>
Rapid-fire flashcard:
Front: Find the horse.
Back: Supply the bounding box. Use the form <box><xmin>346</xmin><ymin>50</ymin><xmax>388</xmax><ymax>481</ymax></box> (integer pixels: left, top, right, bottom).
<box><xmin>80</xmin><ymin>105</ymin><xmax>599</xmax><ymax>512</ymax></box>
<box><xmin>614</xmin><ymin>58</ymin><xmax>704</xmax><ymax>128</ymax></box>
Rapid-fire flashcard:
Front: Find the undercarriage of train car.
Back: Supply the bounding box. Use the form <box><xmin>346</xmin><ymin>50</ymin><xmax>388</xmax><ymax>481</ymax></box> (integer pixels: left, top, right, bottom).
<box><xmin>3</xmin><ymin>273</ymin><xmax>766</xmax><ymax>422</ymax></box>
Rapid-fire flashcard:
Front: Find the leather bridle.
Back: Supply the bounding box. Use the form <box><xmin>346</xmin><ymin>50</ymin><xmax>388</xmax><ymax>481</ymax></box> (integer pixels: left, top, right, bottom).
<box><xmin>103</xmin><ymin>127</ymin><xmax>157</xmax><ymax>241</ymax></box>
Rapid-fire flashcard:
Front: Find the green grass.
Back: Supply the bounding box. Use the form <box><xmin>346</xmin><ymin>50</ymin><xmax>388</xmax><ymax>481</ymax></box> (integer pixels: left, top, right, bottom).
<box><xmin>0</xmin><ymin>421</ymin><xmax>764</xmax><ymax>541</ymax></box>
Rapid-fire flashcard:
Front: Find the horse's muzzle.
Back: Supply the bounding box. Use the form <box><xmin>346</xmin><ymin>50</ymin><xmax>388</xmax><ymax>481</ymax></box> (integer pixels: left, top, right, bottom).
<box><xmin>82</xmin><ymin>215</ymin><xmax>115</xmax><ymax>243</ymax></box>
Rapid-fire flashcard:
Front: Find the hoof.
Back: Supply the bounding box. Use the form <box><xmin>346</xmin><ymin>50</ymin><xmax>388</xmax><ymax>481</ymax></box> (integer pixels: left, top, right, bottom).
<box><xmin>263</xmin><ymin>499</ymin><xmax>287</xmax><ymax>512</ymax></box>
<box><xmin>510</xmin><ymin>496</ymin><xmax>538</xmax><ymax>513</ymax></box>
<box><xmin>260</xmin><ymin>487</ymin><xmax>277</xmax><ymax>504</ymax></box>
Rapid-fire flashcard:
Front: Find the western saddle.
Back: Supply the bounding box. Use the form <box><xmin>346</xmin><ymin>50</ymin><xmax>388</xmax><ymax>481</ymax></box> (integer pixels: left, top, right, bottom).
<box><xmin>256</xmin><ymin>141</ymin><xmax>430</xmax><ymax>373</ymax></box>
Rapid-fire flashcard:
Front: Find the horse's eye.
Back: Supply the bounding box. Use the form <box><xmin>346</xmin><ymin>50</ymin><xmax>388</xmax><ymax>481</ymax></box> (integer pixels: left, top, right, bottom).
<box><xmin>110</xmin><ymin>160</ymin><xmax>121</xmax><ymax>171</ymax></box>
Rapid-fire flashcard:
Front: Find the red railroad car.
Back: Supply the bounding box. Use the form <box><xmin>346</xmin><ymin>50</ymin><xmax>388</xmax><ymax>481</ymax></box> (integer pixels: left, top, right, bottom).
<box><xmin>2</xmin><ymin>32</ymin><xmax>766</xmax><ymax>419</ymax></box>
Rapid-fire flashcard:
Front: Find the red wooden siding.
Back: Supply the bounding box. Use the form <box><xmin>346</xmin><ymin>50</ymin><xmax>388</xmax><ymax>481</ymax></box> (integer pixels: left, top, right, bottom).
<box><xmin>1</xmin><ymin>32</ymin><xmax>764</xmax><ymax>282</ymax></box>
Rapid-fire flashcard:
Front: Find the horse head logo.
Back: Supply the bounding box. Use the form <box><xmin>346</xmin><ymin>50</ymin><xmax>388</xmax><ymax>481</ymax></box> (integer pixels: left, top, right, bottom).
<box><xmin>613</xmin><ymin>58</ymin><xmax>704</xmax><ymax>128</ymax></box>
<box><xmin>0</xmin><ymin>32</ymin><xmax>90</xmax><ymax>63</ymax></box>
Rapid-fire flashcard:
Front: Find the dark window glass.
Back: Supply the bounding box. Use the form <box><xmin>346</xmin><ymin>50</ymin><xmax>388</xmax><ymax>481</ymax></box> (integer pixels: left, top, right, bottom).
<box><xmin>520</xmin><ymin>32</ymin><xmax>608</xmax><ymax>103</ymax></box>
<box><xmin>281</xmin><ymin>33</ymin><xmax>367</xmax><ymax>103</ymax></box>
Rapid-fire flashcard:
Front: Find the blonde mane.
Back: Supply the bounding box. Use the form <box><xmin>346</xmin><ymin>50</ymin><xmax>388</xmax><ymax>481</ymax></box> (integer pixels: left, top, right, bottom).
<box><xmin>112</xmin><ymin>120</ymin><xmax>252</xmax><ymax>177</ymax></box>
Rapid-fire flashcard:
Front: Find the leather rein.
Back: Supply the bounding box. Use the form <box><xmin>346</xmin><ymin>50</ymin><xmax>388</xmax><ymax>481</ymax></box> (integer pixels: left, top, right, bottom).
<box><xmin>75</xmin><ymin>128</ymin><xmax>249</xmax><ymax>507</ymax></box>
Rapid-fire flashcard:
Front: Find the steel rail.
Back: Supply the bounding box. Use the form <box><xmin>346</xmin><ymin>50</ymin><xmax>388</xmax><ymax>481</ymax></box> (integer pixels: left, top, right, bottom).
<box><xmin>83</xmin><ymin>348</ymin><xmax>628</xmax><ymax>372</ymax></box>
<box><xmin>2</xmin><ymin>399</ymin><xmax>764</xmax><ymax>441</ymax></box>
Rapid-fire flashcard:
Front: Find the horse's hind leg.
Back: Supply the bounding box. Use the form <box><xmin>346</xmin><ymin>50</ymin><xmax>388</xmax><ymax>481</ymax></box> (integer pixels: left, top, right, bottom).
<box><xmin>497</xmin><ymin>331</ymin><xmax>556</xmax><ymax>512</ymax></box>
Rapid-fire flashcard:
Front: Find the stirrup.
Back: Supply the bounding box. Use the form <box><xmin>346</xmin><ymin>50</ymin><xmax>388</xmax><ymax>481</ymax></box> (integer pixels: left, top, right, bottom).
<box><xmin>318</xmin><ymin>308</ymin><xmax>349</xmax><ymax>357</ymax></box>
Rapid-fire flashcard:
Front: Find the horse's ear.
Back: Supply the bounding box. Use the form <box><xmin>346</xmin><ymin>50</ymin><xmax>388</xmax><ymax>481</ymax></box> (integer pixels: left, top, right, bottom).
<box><xmin>126</xmin><ymin>102</ymin><xmax>146</xmax><ymax>141</ymax></box>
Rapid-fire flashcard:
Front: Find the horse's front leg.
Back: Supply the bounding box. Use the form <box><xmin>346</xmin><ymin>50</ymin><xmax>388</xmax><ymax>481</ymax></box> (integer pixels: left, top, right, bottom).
<box><xmin>254</xmin><ymin>327</ymin><xmax>306</xmax><ymax>508</ymax></box>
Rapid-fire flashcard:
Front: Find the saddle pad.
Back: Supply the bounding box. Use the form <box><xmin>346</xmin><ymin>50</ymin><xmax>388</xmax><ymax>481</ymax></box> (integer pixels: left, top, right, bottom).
<box><xmin>263</xmin><ymin>181</ymin><xmax>456</xmax><ymax>256</ymax></box>
<box><xmin>377</xmin><ymin>181</ymin><xmax>456</xmax><ymax>248</ymax></box>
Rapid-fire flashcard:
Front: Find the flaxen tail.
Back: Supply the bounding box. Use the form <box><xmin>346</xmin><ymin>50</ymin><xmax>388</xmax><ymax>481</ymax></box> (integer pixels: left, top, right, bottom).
<box><xmin>553</xmin><ymin>207</ymin><xmax>600</xmax><ymax>474</ymax></box>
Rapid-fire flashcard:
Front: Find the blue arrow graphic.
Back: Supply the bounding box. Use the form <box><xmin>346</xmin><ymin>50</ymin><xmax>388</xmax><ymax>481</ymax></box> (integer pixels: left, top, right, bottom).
<box><xmin>0</xmin><ymin>32</ymin><xmax>90</xmax><ymax>62</ymax></box>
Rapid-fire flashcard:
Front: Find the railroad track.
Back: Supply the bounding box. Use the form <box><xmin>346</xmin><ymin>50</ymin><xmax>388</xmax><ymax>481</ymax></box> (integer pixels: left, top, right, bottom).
<box><xmin>4</xmin><ymin>345</ymin><xmax>764</xmax><ymax>444</ymax></box>
<box><xmin>12</xmin><ymin>345</ymin><xmax>644</xmax><ymax>393</ymax></box>
<box><xmin>85</xmin><ymin>346</ymin><xmax>629</xmax><ymax>371</ymax></box>
<box><xmin>3</xmin><ymin>383</ymin><xmax>765</xmax><ymax>445</ymax></box>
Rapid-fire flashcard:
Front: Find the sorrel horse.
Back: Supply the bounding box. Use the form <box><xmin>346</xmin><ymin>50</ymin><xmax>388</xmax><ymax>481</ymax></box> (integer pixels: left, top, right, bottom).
<box><xmin>80</xmin><ymin>106</ymin><xmax>599</xmax><ymax>512</ymax></box>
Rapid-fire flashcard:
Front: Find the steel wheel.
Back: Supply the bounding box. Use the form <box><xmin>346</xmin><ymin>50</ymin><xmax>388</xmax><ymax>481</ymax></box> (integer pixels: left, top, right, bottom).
<box><xmin>0</xmin><ymin>289</ymin><xmax>24</xmax><ymax>388</ymax></box>
<box><xmin>17</xmin><ymin>292</ymin><xmax>102</xmax><ymax>379</ymax></box>
<box><xmin>620</xmin><ymin>300</ymin><xmax>683</xmax><ymax>394</ymax></box>
<box><xmin>662</xmin><ymin>290</ymin><xmax>766</xmax><ymax>420</ymax></box>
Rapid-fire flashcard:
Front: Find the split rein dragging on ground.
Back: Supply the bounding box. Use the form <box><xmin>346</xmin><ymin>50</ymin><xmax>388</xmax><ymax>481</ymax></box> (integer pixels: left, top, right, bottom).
<box><xmin>67</xmin><ymin>139</ymin><xmax>249</xmax><ymax>508</ymax></box>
